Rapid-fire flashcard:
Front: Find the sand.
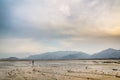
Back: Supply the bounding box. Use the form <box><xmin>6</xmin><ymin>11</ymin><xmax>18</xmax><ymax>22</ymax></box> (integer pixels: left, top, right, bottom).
<box><xmin>0</xmin><ymin>60</ymin><xmax>120</xmax><ymax>80</ymax></box>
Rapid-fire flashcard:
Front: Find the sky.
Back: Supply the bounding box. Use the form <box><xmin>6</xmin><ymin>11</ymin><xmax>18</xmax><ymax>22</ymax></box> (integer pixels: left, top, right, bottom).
<box><xmin>0</xmin><ymin>0</ymin><xmax>120</xmax><ymax>58</ymax></box>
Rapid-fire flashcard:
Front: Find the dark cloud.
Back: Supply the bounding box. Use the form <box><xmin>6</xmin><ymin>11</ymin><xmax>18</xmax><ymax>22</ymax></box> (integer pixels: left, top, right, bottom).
<box><xmin>0</xmin><ymin>0</ymin><xmax>8</xmax><ymax>32</ymax></box>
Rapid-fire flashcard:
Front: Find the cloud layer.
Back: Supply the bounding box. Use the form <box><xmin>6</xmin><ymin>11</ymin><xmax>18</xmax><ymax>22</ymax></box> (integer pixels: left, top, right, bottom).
<box><xmin>0</xmin><ymin>0</ymin><xmax>120</xmax><ymax>58</ymax></box>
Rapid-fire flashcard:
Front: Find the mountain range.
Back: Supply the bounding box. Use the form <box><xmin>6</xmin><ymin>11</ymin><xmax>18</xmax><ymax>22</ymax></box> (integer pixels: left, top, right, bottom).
<box><xmin>27</xmin><ymin>48</ymin><xmax>120</xmax><ymax>60</ymax></box>
<box><xmin>91</xmin><ymin>48</ymin><xmax>120</xmax><ymax>59</ymax></box>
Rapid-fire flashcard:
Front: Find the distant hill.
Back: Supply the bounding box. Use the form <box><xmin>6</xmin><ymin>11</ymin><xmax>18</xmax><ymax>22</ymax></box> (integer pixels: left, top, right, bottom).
<box><xmin>2</xmin><ymin>48</ymin><xmax>119</xmax><ymax>60</ymax></box>
<box><xmin>2</xmin><ymin>57</ymin><xmax>19</xmax><ymax>60</ymax></box>
<box><xmin>91</xmin><ymin>48</ymin><xmax>120</xmax><ymax>59</ymax></box>
<box><xmin>27</xmin><ymin>51</ymin><xmax>89</xmax><ymax>60</ymax></box>
<box><xmin>61</xmin><ymin>52</ymin><xmax>90</xmax><ymax>59</ymax></box>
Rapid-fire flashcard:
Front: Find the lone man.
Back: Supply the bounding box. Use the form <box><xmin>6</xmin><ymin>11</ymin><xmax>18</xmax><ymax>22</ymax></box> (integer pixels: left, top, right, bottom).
<box><xmin>32</xmin><ymin>60</ymin><xmax>34</xmax><ymax>66</ymax></box>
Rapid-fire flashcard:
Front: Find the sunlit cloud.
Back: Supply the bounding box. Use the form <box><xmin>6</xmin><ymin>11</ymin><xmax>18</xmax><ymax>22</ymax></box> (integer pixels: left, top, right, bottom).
<box><xmin>0</xmin><ymin>0</ymin><xmax>120</xmax><ymax>57</ymax></box>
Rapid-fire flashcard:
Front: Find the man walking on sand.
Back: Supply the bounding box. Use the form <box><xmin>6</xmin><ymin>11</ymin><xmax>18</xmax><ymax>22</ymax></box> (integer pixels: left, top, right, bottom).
<box><xmin>32</xmin><ymin>60</ymin><xmax>34</xmax><ymax>66</ymax></box>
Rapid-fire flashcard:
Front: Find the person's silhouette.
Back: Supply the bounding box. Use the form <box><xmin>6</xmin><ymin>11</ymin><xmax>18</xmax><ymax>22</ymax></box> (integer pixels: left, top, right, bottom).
<box><xmin>32</xmin><ymin>60</ymin><xmax>34</xmax><ymax>66</ymax></box>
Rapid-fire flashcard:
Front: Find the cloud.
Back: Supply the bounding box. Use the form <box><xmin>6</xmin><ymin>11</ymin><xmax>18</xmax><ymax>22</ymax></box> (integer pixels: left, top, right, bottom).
<box><xmin>1</xmin><ymin>0</ymin><xmax>120</xmax><ymax>38</ymax></box>
<box><xmin>0</xmin><ymin>38</ymin><xmax>58</xmax><ymax>54</ymax></box>
<box><xmin>0</xmin><ymin>0</ymin><xmax>120</xmax><ymax>57</ymax></box>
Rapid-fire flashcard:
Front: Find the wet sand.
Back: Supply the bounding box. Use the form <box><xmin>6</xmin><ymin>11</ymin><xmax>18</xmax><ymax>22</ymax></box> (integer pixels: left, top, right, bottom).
<box><xmin>0</xmin><ymin>60</ymin><xmax>120</xmax><ymax>80</ymax></box>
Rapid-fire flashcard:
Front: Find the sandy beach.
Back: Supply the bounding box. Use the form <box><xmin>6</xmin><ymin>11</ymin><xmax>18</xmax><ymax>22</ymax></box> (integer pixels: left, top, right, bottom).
<box><xmin>0</xmin><ymin>60</ymin><xmax>120</xmax><ymax>80</ymax></box>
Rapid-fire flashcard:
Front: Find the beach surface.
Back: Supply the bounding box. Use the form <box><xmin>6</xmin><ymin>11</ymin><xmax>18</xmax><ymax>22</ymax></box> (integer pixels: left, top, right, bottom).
<box><xmin>0</xmin><ymin>60</ymin><xmax>120</xmax><ymax>80</ymax></box>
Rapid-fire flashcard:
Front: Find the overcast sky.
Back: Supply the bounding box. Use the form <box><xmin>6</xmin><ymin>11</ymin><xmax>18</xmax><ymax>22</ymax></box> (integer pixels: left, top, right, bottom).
<box><xmin>0</xmin><ymin>0</ymin><xmax>120</xmax><ymax>58</ymax></box>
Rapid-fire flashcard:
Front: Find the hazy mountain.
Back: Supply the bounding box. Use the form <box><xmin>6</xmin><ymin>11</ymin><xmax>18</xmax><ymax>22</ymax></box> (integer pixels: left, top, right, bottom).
<box><xmin>2</xmin><ymin>57</ymin><xmax>19</xmax><ymax>60</ymax></box>
<box><xmin>27</xmin><ymin>51</ymin><xmax>86</xmax><ymax>60</ymax></box>
<box><xmin>28</xmin><ymin>51</ymin><xmax>88</xmax><ymax>59</ymax></box>
<box><xmin>61</xmin><ymin>52</ymin><xmax>90</xmax><ymax>59</ymax></box>
<box><xmin>91</xmin><ymin>48</ymin><xmax>120</xmax><ymax>59</ymax></box>
<box><xmin>22</xmin><ymin>48</ymin><xmax>120</xmax><ymax>60</ymax></box>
